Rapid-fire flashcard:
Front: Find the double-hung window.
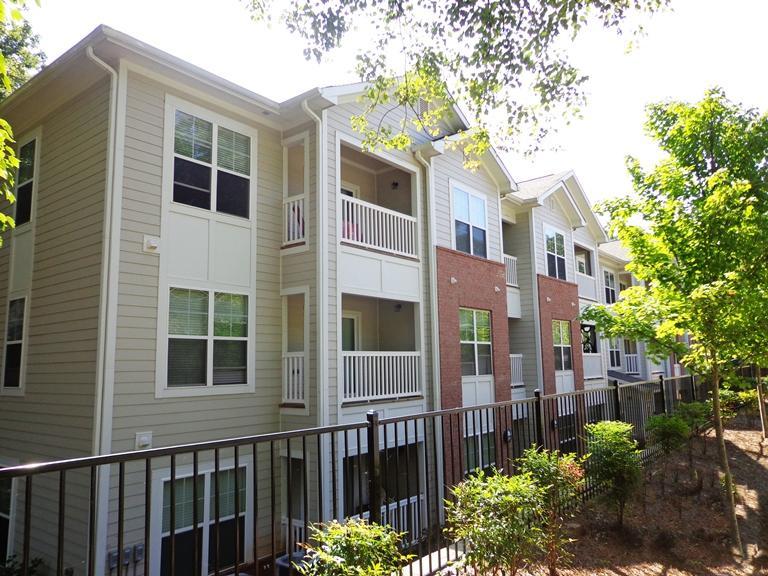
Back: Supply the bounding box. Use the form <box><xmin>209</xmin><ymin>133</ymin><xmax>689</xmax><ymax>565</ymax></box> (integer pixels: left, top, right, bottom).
<box><xmin>173</xmin><ymin>110</ymin><xmax>251</xmax><ymax>219</ymax></box>
<box><xmin>545</xmin><ymin>228</ymin><xmax>566</xmax><ymax>280</ymax></box>
<box><xmin>14</xmin><ymin>140</ymin><xmax>36</xmax><ymax>226</ymax></box>
<box><xmin>608</xmin><ymin>337</ymin><xmax>621</xmax><ymax>368</ymax></box>
<box><xmin>552</xmin><ymin>320</ymin><xmax>572</xmax><ymax>371</ymax></box>
<box><xmin>3</xmin><ymin>298</ymin><xmax>25</xmax><ymax>389</ymax></box>
<box><xmin>167</xmin><ymin>289</ymin><xmax>248</xmax><ymax>388</ymax></box>
<box><xmin>460</xmin><ymin>308</ymin><xmax>492</xmax><ymax>376</ymax></box>
<box><xmin>604</xmin><ymin>270</ymin><xmax>617</xmax><ymax>304</ymax></box>
<box><xmin>452</xmin><ymin>185</ymin><xmax>487</xmax><ymax>258</ymax></box>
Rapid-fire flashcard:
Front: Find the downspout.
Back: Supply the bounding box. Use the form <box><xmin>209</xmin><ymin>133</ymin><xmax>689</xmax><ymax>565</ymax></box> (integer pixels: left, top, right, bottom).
<box><xmin>86</xmin><ymin>45</ymin><xmax>119</xmax><ymax>576</ymax></box>
<box><xmin>300</xmin><ymin>98</ymin><xmax>328</xmax><ymax>428</ymax></box>
<box><xmin>415</xmin><ymin>150</ymin><xmax>441</xmax><ymax>410</ymax></box>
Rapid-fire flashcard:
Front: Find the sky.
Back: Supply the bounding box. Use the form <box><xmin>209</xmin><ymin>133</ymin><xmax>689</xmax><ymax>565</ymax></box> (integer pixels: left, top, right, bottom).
<box><xmin>24</xmin><ymin>0</ymin><xmax>768</xmax><ymax>205</ymax></box>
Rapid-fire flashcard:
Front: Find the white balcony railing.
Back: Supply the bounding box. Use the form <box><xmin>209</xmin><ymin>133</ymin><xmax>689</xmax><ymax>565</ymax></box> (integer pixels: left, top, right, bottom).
<box><xmin>575</xmin><ymin>272</ymin><xmax>597</xmax><ymax>301</ymax></box>
<box><xmin>352</xmin><ymin>495</ymin><xmax>423</xmax><ymax>543</ymax></box>
<box><xmin>510</xmin><ymin>354</ymin><xmax>524</xmax><ymax>386</ymax></box>
<box><xmin>625</xmin><ymin>353</ymin><xmax>640</xmax><ymax>374</ymax></box>
<box><xmin>283</xmin><ymin>196</ymin><xmax>306</xmax><ymax>245</ymax></box>
<box><xmin>340</xmin><ymin>195</ymin><xmax>418</xmax><ymax>258</ymax></box>
<box><xmin>282</xmin><ymin>352</ymin><xmax>306</xmax><ymax>404</ymax></box>
<box><xmin>503</xmin><ymin>254</ymin><xmax>518</xmax><ymax>287</ymax></box>
<box><xmin>583</xmin><ymin>353</ymin><xmax>603</xmax><ymax>380</ymax></box>
<box><xmin>342</xmin><ymin>351</ymin><xmax>421</xmax><ymax>402</ymax></box>
<box><xmin>282</xmin><ymin>517</ymin><xmax>306</xmax><ymax>552</ymax></box>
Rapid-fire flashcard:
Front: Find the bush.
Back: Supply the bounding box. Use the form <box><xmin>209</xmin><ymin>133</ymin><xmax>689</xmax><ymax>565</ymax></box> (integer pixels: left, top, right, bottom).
<box><xmin>711</xmin><ymin>388</ymin><xmax>740</xmax><ymax>422</ymax></box>
<box><xmin>446</xmin><ymin>469</ymin><xmax>544</xmax><ymax>576</ymax></box>
<box><xmin>646</xmin><ymin>414</ymin><xmax>690</xmax><ymax>455</ymax></box>
<box><xmin>676</xmin><ymin>401</ymin><xmax>711</xmax><ymax>432</ymax></box>
<box><xmin>297</xmin><ymin>518</ymin><xmax>412</xmax><ymax>576</ymax></box>
<box><xmin>518</xmin><ymin>448</ymin><xmax>585</xmax><ymax>576</ymax></box>
<box><xmin>585</xmin><ymin>421</ymin><xmax>642</xmax><ymax>528</ymax></box>
<box><xmin>737</xmin><ymin>389</ymin><xmax>759</xmax><ymax>425</ymax></box>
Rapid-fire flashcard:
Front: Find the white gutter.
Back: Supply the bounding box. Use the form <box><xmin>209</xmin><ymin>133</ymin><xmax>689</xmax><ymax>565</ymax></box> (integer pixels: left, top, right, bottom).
<box><xmin>86</xmin><ymin>45</ymin><xmax>121</xmax><ymax>576</ymax></box>
<box><xmin>301</xmin><ymin>99</ymin><xmax>328</xmax><ymax>428</ymax></box>
<box><xmin>415</xmin><ymin>150</ymin><xmax>441</xmax><ymax>410</ymax></box>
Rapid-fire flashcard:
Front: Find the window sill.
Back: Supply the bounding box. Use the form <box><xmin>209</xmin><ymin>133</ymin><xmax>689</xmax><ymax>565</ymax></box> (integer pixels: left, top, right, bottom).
<box><xmin>156</xmin><ymin>383</ymin><xmax>255</xmax><ymax>399</ymax></box>
<box><xmin>0</xmin><ymin>387</ymin><xmax>24</xmax><ymax>397</ymax></box>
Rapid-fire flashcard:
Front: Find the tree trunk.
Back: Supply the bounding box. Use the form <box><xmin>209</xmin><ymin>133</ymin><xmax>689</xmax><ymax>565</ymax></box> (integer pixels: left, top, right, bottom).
<box><xmin>711</xmin><ymin>363</ymin><xmax>744</xmax><ymax>556</ymax></box>
<box><xmin>756</xmin><ymin>366</ymin><xmax>767</xmax><ymax>440</ymax></box>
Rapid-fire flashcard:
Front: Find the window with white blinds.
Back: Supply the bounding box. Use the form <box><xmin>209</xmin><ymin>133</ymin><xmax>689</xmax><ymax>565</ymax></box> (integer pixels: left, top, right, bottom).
<box><xmin>167</xmin><ymin>288</ymin><xmax>248</xmax><ymax>388</ymax></box>
<box><xmin>173</xmin><ymin>110</ymin><xmax>251</xmax><ymax>219</ymax></box>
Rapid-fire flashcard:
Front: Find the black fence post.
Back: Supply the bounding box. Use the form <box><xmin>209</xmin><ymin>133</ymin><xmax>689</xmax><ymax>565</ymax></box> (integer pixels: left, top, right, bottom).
<box><xmin>612</xmin><ymin>379</ymin><xmax>622</xmax><ymax>422</ymax></box>
<box><xmin>659</xmin><ymin>374</ymin><xmax>667</xmax><ymax>414</ymax></box>
<box><xmin>690</xmin><ymin>372</ymin><xmax>697</xmax><ymax>402</ymax></box>
<box><xmin>366</xmin><ymin>411</ymin><xmax>382</xmax><ymax>525</ymax></box>
<box><xmin>533</xmin><ymin>389</ymin><xmax>544</xmax><ymax>448</ymax></box>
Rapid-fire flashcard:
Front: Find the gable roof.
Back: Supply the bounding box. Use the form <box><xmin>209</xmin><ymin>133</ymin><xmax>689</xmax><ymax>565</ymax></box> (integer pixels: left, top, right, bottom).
<box><xmin>599</xmin><ymin>240</ymin><xmax>631</xmax><ymax>265</ymax></box>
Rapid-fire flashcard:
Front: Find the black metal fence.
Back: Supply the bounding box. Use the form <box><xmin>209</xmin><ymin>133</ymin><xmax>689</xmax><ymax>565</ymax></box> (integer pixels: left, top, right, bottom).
<box><xmin>0</xmin><ymin>374</ymin><xmax>704</xmax><ymax>576</ymax></box>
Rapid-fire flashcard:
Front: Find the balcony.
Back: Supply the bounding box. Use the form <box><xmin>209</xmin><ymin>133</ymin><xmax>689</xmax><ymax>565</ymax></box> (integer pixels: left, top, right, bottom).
<box><xmin>341</xmin><ymin>195</ymin><xmax>417</xmax><ymax>258</ymax></box>
<box><xmin>583</xmin><ymin>353</ymin><xmax>604</xmax><ymax>380</ymax></box>
<box><xmin>576</xmin><ymin>272</ymin><xmax>597</xmax><ymax>301</ymax></box>
<box><xmin>625</xmin><ymin>353</ymin><xmax>640</xmax><ymax>374</ymax></box>
<box><xmin>282</xmin><ymin>352</ymin><xmax>306</xmax><ymax>404</ymax></box>
<box><xmin>510</xmin><ymin>354</ymin><xmax>524</xmax><ymax>386</ymax></box>
<box><xmin>283</xmin><ymin>196</ymin><xmax>306</xmax><ymax>245</ymax></box>
<box><xmin>504</xmin><ymin>254</ymin><xmax>521</xmax><ymax>318</ymax></box>
<box><xmin>504</xmin><ymin>254</ymin><xmax>518</xmax><ymax>287</ymax></box>
<box><xmin>342</xmin><ymin>351</ymin><xmax>421</xmax><ymax>402</ymax></box>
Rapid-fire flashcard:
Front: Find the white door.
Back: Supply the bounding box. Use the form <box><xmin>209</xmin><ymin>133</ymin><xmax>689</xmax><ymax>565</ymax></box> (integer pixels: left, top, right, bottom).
<box><xmin>552</xmin><ymin>320</ymin><xmax>575</xmax><ymax>393</ymax></box>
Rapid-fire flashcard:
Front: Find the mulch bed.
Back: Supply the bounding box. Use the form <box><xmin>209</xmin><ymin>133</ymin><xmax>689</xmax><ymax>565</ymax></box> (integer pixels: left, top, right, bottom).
<box><xmin>550</xmin><ymin>415</ymin><xmax>768</xmax><ymax>575</ymax></box>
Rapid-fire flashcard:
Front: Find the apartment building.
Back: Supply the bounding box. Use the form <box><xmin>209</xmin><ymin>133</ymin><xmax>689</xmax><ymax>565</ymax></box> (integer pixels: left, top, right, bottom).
<box><xmin>0</xmin><ymin>26</ymin><xmax>669</xmax><ymax>576</ymax></box>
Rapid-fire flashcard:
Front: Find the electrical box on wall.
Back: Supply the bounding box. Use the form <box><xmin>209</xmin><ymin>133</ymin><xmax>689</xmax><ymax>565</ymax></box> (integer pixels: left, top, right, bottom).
<box><xmin>135</xmin><ymin>431</ymin><xmax>153</xmax><ymax>450</ymax></box>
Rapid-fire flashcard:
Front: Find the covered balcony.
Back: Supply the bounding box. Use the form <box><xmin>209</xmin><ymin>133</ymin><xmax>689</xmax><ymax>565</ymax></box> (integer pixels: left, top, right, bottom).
<box><xmin>339</xmin><ymin>145</ymin><xmax>418</xmax><ymax>259</ymax></box>
<box><xmin>501</xmin><ymin>221</ymin><xmax>521</xmax><ymax>318</ymax></box>
<box><xmin>282</xmin><ymin>291</ymin><xmax>308</xmax><ymax>407</ymax></box>
<box><xmin>575</xmin><ymin>244</ymin><xmax>598</xmax><ymax>301</ymax></box>
<box><xmin>341</xmin><ymin>294</ymin><xmax>422</xmax><ymax>403</ymax></box>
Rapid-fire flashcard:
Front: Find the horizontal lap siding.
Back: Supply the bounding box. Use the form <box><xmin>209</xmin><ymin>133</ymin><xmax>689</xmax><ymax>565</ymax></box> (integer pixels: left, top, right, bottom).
<box><xmin>109</xmin><ymin>71</ymin><xmax>286</xmax><ymax>561</ymax></box>
<box><xmin>0</xmin><ymin>78</ymin><xmax>110</xmax><ymax>571</ymax></box>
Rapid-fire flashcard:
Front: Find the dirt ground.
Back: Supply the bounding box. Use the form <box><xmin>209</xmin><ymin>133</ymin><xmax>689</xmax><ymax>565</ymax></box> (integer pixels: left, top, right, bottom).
<box><xmin>549</xmin><ymin>415</ymin><xmax>768</xmax><ymax>576</ymax></box>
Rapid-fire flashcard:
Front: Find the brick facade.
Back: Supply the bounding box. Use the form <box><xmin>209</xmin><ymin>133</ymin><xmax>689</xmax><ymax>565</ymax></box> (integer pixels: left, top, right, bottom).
<box><xmin>436</xmin><ymin>247</ymin><xmax>511</xmax><ymax>409</ymax></box>
<box><xmin>537</xmin><ymin>274</ymin><xmax>584</xmax><ymax>395</ymax></box>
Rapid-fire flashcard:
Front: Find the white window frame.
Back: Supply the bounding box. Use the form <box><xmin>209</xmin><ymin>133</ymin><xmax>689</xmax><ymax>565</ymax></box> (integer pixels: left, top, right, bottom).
<box><xmin>459</xmin><ymin>308</ymin><xmax>493</xmax><ymax>377</ymax></box>
<box><xmin>156</xmin><ymin>97</ymin><xmax>258</xmax><ymax>398</ymax></box>
<box><xmin>544</xmin><ymin>225</ymin><xmax>567</xmax><ymax>281</ymax></box>
<box><xmin>553</xmin><ymin>319</ymin><xmax>573</xmax><ymax>372</ymax></box>
<box><xmin>150</xmin><ymin>460</ymin><xmax>253</xmax><ymax>576</ymax></box>
<box><xmin>574</xmin><ymin>245</ymin><xmax>593</xmax><ymax>277</ymax></box>
<box><xmin>608</xmin><ymin>337</ymin><xmax>622</xmax><ymax>368</ymax></box>
<box><xmin>341</xmin><ymin>310</ymin><xmax>362</xmax><ymax>352</ymax></box>
<box><xmin>282</xmin><ymin>132</ymin><xmax>310</xmax><ymax>252</ymax></box>
<box><xmin>450</xmin><ymin>181</ymin><xmax>488</xmax><ymax>259</ymax></box>
<box><xmin>164</xmin><ymin>287</ymin><xmax>251</xmax><ymax>390</ymax></box>
<box><xmin>170</xmin><ymin>103</ymin><xmax>253</xmax><ymax>220</ymax></box>
<box><xmin>1</xmin><ymin>293</ymin><xmax>29</xmax><ymax>395</ymax></box>
<box><xmin>604</xmin><ymin>270</ymin><xmax>617</xmax><ymax>304</ymax></box>
<box><xmin>12</xmin><ymin>133</ymin><xmax>40</xmax><ymax>230</ymax></box>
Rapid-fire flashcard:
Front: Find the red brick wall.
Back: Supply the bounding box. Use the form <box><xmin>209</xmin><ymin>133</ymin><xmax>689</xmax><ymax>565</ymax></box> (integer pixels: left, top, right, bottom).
<box><xmin>537</xmin><ymin>274</ymin><xmax>583</xmax><ymax>395</ymax></box>
<box><xmin>436</xmin><ymin>247</ymin><xmax>511</xmax><ymax>409</ymax></box>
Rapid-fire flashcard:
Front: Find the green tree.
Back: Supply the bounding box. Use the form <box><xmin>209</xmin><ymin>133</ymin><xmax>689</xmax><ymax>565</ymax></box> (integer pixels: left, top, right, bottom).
<box><xmin>584</xmin><ymin>421</ymin><xmax>642</xmax><ymax>528</ymax></box>
<box><xmin>247</xmin><ymin>0</ymin><xmax>669</xmax><ymax>163</ymax></box>
<box><xmin>0</xmin><ymin>18</ymin><xmax>44</xmax><ymax>100</ymax></box>
<box><xmin>0</xmin><ymin>1</ymin><xmax>40</xmax><ymax>245</ymax></box>
<box><xmin>582</xmin><ymin>88</ymin><xmax>768</xmax><ymax>554</ymax></box>
<box><xmin>645</xmin><ymin>414</ymin><xmax>689</xmax><ymax>493</ymax></box>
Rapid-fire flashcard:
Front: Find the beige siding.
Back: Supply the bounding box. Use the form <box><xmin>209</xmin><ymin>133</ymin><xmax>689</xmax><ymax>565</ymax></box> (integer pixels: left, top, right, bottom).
<box><xmin>0</xmin><ymin>78</ymin><xmax>110</xmax><ymax>571</ymax></box>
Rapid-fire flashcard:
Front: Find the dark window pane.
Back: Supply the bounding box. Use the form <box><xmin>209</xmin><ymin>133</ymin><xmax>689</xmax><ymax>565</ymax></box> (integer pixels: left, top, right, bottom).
<box><xmin>161</xmin><ymin>527</ymin><xmax>203</xmax><ymax>576</ymax></box>
<box><xmin>460</xmin><ymin>343</ymin><xmax>476</xmax><ymax>376</ymax></box>
<box><xmin>562</xmin><ymin>346</ymin><xmax>572</xmax><ymax>370</ymax></box>
<box><xmin>0</xmin><ymin>516</ymin><xmax>8</xmax><ymax>565</ymax></box>
<box><xmin>173</xmin><ymin>157</ymin><xmax>211</xmax><ymax>210</ymax></box>
<box><xmin>15</xmin><ymin>182</ymin><xmax>32</xmax><ymax>226</ymax></box>
<box><xmin>3</xmin><ymin>343</ymin><xmax>21</xmax><ymax>387</ymax></box>
<box><xmin>557</xmin><ymin>256</ymin><xmax>567</xmax><ymax>280</ymax></box>
<box><xmin>216</xmin><ymin>171</ymin><xmax>249</xmax><ymax>218</ymax></box>
<box><xmin>472</xmin><ymin>227</ymin><xmax>487</xmax><ymax>258</ymax></box>
<box><xmin>7</xmin><ymin>299</ymin><xmax>24</xmax><ymax>341</ymax></box>
<box><xmin>547</xmin><ymin>253</ymin><xmax>557</xmax><ymax>278</ymax></box>
<box><xmin>213</xmin><ymin>340</ymin><xmax>247</xmax><ymax>385</ymax></box>
<box><xmin>476</xmin><ymin>343</ymin><xmax>492</xmax><ymax>375</ymax></box>
<box><xmin>455</xmin><ymin>221</ymin><xmax>470</xmax><ymax>254</ymax></box>
<box><xmin>553</xmin><ymin>347</ymin><xmax>562</xmax><ymax>371</ymax></box>
<box><xmin>168</xmin><ymin>339</ymin><xmax>207</xmax><ymax>386</ymax></box>
<box><xmin>18</xmin><ymin>140</ymin><xmax>35</xmax><ymax>183</ymax></box>
<box><xmin>207</xmin><ymin>516</ymin><xmax>245</xmax><ymax>573</ymax></box>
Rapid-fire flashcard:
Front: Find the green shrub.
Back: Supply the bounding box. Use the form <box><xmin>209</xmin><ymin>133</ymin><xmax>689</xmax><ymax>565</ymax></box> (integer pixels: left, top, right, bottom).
<box><xmin>676</xmin><ymin>401</ymin><xmax>711</xmax><ymax>432</ymax></box>
<box><xmin>518</xmin><ymin>448</ymin><xmax>585</xmax><ymax>576</ymax></box>
<box><xmin>585</xmin><ymin>421</ymin><xmax>642</xmax><ymax>528</ymax></box>
<box><xmin>711</xmin><ymin>388</ymin><xmax>740</xmax><ymax>422</ymax></box>
<box><xmin>737</xmin><ymin>389</ymin><xmax>759</xmax><ymax>424</ymax></box>
<box><xmin>297</xmin><ymin>518</ymin><xmax>412</xmax><ymax>576</ymax></box>
<box><xmin>445</xmin><ymin>469</ymin><xmax>544</xmax><ymax>576</ymax></box>
<box><xmin>646</xmin><ymin>414</ymin><xmax>690</xmax><ymax>455</ymax></box>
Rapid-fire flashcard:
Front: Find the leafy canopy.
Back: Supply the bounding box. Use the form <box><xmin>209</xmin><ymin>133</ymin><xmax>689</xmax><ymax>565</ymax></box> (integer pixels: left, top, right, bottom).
<box><xmin>581</xmin><ymin>88</ymin><xmax>768</xmax><ymax>374</ymax></box>
<box><xmin>247</xmin><ymin>0</ymin><xmax>669</xmax><ymax>161</ymax></box>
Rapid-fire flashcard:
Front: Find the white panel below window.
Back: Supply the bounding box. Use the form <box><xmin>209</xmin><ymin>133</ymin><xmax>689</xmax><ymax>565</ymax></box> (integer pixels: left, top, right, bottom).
<box><xmin>506</xmin><ymin>286</ymin><xmax>521</xmax><ymax>318</ymax></box>
<box><xmin>339</xmin><ymin>248</ymin><xmax>420</xmax><ymax>301</ymax></box>
<box><xmin>212</xmin><ymin>222</ymin><xmax>251</xmax><ymax>287</ymax></box>
<box><xmin>168</xmin><ymin>212</ymin><xmax>209</xmax><ymax>281</ymax></box>
<box><xmin>10</xmin><ymin>229</ymin><xmax>33</xmax><ymax>293</ymax></box>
